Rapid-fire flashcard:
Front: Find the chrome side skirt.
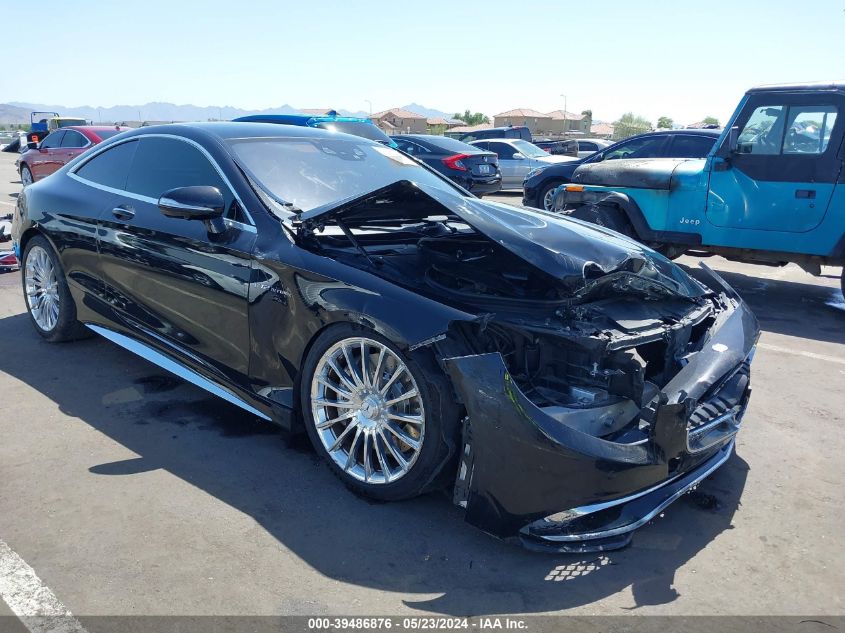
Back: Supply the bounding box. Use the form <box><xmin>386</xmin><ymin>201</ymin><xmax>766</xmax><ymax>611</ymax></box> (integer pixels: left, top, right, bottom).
<box><xmin>523</xmin><ymin>440</ymin><xmax>734</xmax><ymax>543</ymax></box>
<box><xmin>86</xmin><ymin>324</ymin><xmax>272</xmax><ymax>421</ymax></box>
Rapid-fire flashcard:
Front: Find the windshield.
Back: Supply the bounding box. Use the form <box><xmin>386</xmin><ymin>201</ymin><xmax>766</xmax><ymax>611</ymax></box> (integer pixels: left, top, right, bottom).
<box><xmin>511</xmin><ymin>140</ymin><xmax>548</xmax><ymax>158</ymax></box>
<box><xmin>229</xmin><ymin>136</ymin><xmax>463</xmax><ymax>212</ymax></box>
<box><xmin>314</xmin><ymin>120</ymin><xmax>392</xmax><ymax>145</ymax></box>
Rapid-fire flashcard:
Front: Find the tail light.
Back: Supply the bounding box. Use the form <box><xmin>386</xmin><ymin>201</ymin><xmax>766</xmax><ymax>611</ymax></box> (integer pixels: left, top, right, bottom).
<box><xmin>442</xmin><ymin>153</ymin><xmax>470</xmax><ymax>171</ymax></box>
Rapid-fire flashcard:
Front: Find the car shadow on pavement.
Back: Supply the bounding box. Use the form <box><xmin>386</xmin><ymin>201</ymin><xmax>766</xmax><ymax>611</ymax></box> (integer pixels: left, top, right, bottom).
<box><xmin>0</xmin><ymin>312</ymin><xmax>747</xmax><ymax>616</ymax></box>
<box><xmin>698</xmin><ymin>267</ymin><xmax>845</xmax><ymax>346</ymax></box>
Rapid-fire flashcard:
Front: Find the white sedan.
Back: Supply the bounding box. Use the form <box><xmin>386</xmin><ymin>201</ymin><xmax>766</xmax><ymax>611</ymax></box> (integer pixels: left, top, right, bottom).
<box><xmin>469</xmin><ymin>138</ymin><xmax>577</xmax><ymax>190</ymax></box>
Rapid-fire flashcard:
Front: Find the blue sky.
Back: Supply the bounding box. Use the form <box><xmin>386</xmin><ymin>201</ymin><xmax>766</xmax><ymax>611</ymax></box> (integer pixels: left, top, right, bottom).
<box><xmin>2</xmin><ymin>0</ymin><xmax>844</xmax><ymax>125</ymax></box>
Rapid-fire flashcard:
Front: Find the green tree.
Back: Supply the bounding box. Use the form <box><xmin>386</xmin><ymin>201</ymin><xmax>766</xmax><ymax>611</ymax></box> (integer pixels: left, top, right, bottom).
<box><xmin>657</xmin><ymin>116</ymin><xmax>674</xmax><ymax>129</ymax></box>
<box><xmin>453</xmin><ymin>110</ymin><xmax>490</xmax><ymax>126</ymax></box>
<box><xmin>703</xmin><ymin>116</ymin><xmax>720</xmax><ymax>126</ymax></box>
<box><xmin>613</xmin><ymin>112</ymin><xmax>653</xmax><ymax>139</ymax></box>
<box><xmin>581</xmin><ymin>109</ymin><xmax>592</xmax><ymax>118</ymax></box>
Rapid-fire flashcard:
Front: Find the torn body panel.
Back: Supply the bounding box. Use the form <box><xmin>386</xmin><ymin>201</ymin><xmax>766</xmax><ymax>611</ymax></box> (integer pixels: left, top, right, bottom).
<box><xmin>441</xmin><ymin>265</ymin><xmax>758</xmax><ymax>550</ymax></box>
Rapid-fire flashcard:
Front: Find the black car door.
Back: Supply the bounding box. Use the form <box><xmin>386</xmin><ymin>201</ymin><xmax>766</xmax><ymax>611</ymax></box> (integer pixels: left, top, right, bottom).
<box><xmin>96</xmin><ymin>135</ymin><xmax>256</xmax><ymax>386</ymax></box>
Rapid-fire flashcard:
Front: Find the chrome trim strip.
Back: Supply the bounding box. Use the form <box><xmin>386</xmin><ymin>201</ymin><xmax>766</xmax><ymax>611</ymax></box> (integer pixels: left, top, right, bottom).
<box><xmin>68</xmin><ymin>172</ymin><xmax>157</xmax><ymax>203</ymax></box>
<box><xmin>533</xmin><ymin>441</ymin><xmax>734</xmax><ymax>542</ymax></box>
<box><xmin>70</xmin><ymin>133</ymin><xmax>257</xmax><ymax>229</ymax></box>
<box><xmin>86</xmin><ymin>324</ymin><xmax>272</xmax><ymax>421</ymax></box>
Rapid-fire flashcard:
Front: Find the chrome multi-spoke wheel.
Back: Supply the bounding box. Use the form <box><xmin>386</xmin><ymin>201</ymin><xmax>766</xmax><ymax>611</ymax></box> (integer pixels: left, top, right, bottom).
<box><xmin>543</xmin><ymin>186</ymin><xmax>556</xmax><ymax>211</ymax></box>
<box><xmin>310</xmin><ymin>337</ymin><xmax>426</xmax><ymax>485</ymax></box>
<box><xmin>25</xmin><ymin>245</ymin><xmax>60</xmax><ymax>332</ymax></box>
<box><xmin>20</xmin><ymin>166</ymin><xmax>33</xmax><ymax>187</ymax></box>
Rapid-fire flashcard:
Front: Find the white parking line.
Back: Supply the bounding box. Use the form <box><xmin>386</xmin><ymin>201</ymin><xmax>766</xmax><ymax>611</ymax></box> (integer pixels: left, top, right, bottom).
<box><xmin>0</xmin><ymin>540</ymin><xmax>88</xmax><ymax>633</ymax></box>
<box><xmin>759</xmin><ymin>342</ymin><xmax>845</xmax><ymax>365</ymax></box>
<box><xmin>0</xmin><ymin>200</ymin><xmax>15</xmax><ymax>207</ymax></box>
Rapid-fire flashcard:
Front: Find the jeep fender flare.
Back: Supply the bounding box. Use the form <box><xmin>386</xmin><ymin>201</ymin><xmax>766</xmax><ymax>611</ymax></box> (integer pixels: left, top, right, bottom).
<box><xmin>560</xmin><ymin>189</ymin><xmax>702</xmax><ymax>247</ymax></box>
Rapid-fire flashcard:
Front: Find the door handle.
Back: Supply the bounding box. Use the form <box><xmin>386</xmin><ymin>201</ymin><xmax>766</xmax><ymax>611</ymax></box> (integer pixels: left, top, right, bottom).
<box><xmin>111</xmin><ymin>205</ymin><xmax>135</xmax><ymax>220</ymax></box>
<box><xmin>795</xmin><ymin>189</ymin><xmax>816</xmax><ymax>199</ymax></box>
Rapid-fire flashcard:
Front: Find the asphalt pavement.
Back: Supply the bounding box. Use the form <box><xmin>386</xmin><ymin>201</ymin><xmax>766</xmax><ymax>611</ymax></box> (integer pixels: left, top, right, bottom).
<box><xmin>0</xmin><ymin>153</ymin><xmax>843</xmax><ymax>621</ymax></box>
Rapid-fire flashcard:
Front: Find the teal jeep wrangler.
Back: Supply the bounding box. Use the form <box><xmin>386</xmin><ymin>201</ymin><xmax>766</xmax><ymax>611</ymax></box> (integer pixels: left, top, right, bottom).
<box><xmin>557</xmin><ymin>82</ymin><xmax>845</xmax><ymax>296</ymax></box>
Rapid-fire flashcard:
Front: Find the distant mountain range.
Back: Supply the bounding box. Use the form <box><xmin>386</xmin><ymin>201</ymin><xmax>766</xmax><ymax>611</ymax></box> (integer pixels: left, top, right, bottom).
<box><xmin>0</xmin><ymin>101</ymin><xmax>457</xmax><ymax>125</ymax></box>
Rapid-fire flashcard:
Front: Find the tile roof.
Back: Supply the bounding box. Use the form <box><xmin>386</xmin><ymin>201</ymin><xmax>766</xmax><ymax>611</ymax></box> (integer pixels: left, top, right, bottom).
<box><xmin>448</xmin><ymin>123</ymin><xmax>493</xmax><ymax>133</ymax></box>
<box><xmin>493</xmin><ymin>108</ymin><xmax>551</xmax><ymax>118</ymax></box>
<box><xmin>547</xmin><ymin>110</ymin><xmax>585</xmax><ymax>121</ymax></box>
<box><xmin>370</xmin><ymin>108</ymin><xmax>426</xmax><ymax>120</ymax></box>
<box><xmin>590</xmin><ymin>122</ymin><xmax>615</xmax><ymax>135</ymax></box>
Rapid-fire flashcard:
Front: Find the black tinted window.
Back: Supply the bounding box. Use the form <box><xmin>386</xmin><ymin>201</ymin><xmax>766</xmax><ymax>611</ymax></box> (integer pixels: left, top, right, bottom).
<box><xmin>669</xmin><ymin>135</ymin><xmax>716</xmax><ymax>158</ymax></box>
<box><xmin>603</xmin><ymin>135</ymin><xmax>667</xmax><ymax>160</ymax></box>
<box><xmin>61</xmin><ymin>131</ymin><xmax>88</xmax><ymax>148</ymax></box>
<box><xmin>75</xmin><ymin>140</ymin><xmax>139</xmax><ymax>189</ymax></box>
<box><xmin>579</xmin><ymin>141</ymin><xmax>598</xmax><ymax>152</ymax></box>
<box><xmin>488</xmin><ymin>142</ymin><xmax>516</xmax><ymax>159</ymax></box>
<box><xmin>425</xmin><ymin>136</ymin><xmax>478</xmax><ymax>153</ymax></box>
<box><xmin>39</xmin><ymin>131</ymin><xmax>64</xmax><ymax>149</ymax></box>
<box><xmin>126</xmin><ymin>137</ymin><xmax>232</xmax><ymax>207</ymax></box>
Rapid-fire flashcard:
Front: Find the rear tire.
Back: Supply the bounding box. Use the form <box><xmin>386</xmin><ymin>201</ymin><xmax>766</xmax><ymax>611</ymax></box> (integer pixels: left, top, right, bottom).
<box><xmin>21</xmin><ymin>235</ymin><xmax>87</xmax><ymax>342</ymax></box>
<box><xmin>300</xmin><ymin>323</ymin><xmax>459</xmax><ymax>502</ymax></box>
<box><xmin>20</xmin><ymin>164</ymin><xmax>33</xmax><ymax>187</ymax></box>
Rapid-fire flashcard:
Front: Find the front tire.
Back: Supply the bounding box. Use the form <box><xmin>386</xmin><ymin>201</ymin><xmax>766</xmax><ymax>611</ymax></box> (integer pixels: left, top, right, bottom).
<box><xmin>22</xmin><ymin>235</ymin><xmax>86</xmax><ymax>342</ymax></box>
<box><xmin>567</xmin><ymin>203</ymin><xmax>635</xmax><ymax>238</ymax></box>
<box><xmin>538</xmin><ymin>180</ymin><xmax>564</xmax><ymax>211</ymax></box>
<box><xmin>300</xmin><ymin>324</ymin><xmax>459</xmax><ymax>501</ymax></box>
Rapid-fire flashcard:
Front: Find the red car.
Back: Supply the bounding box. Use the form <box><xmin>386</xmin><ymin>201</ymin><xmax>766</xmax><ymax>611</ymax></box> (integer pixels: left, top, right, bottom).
<box><xmin>17</xmin><ymin>126</ymin><xmax>129</xmax><ymax>186</ymax></box>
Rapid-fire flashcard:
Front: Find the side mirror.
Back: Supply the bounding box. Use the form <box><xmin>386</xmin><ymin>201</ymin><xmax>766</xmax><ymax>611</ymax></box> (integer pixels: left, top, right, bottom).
<box><xmin>158</xmin><ymin>186</ymin><xmax>226</xmax><ymax>234</ymax></box>
<box><xmin>512</xmin><ymin>152</ymin><xmax>525</xmax><ymax>160</ymax></box>
<box><xmin>27</xmin><ymin>141</ymin><xmax>38</xmax><ymax>150</ymax></box>
<box><xmin>727</xmin><ymin>126</ymin><xmax>740</xmax><ymax>153</ymax></box>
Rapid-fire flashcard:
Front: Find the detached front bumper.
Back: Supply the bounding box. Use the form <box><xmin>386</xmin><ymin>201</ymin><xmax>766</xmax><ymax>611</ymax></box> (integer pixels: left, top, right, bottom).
<box><xmin>443</xmin><ymin>266</ymin><xmax>759</xmax><ymax>552</ymax></box>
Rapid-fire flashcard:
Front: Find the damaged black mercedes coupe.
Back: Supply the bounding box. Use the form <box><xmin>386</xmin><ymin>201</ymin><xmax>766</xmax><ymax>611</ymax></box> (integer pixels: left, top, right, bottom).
<box><xmin>12</xmin><ymin>123</ymin><xmax>759</xmax><ymax>551</ymax></box>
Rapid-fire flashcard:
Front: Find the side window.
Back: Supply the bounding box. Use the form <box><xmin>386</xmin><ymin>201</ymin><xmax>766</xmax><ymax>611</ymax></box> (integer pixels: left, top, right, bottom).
<box><xmin>61</xmin><ymin>131</ymin><xmax>89</xmax><ymax>148</ymax></box>
<box><xmin>395</xmin><ymin>140</ymin><xmax>426</xmax><ymax>155</ymax></box>
<box><xmin>736</xmin><ymin>106</ymin><xmax>784</xmax><ymax>155</ymax></box>
<box><xmin>604</xmin><ymin>135</ymin><xmax>666</xmax><ymax>160</ymax></box>
<box><xmin>668</xmin><ymin>135</ymin><xmax>716</xmax><ymax>158</ymax></box>
<box><xmin>783</xmin><ymin>106</ymin><xmax>838</xmax><ymax>154</ymax></box>
<box><xmin>125</xmin><ymin>137</ymin><xmax>244</xmax><ymax>222</ymax></box>
<box><xmin>394</xmin><ymin>139</ymin><xmax>416</xmax><ymax>154</ymax></box>
<box><xmin>488</xmin><ymin>142</ymin><xmax>516</xmax><ymax>159</ymax></box>
<box><xmin>579</xmin><ymin>141</ymin><xmax>598</xmax><ymax>152</ymax></box>
<box><xmin>75</xmin><ymin>140</ymin><xmax>139</xmax><ymax>189</ymax></box>
<box><xmin>39</xmin><ymin>131</ymin><xmax>65</xmax><ymax>149</ymax></box>
<box><xmin>472</xmin><ymin>141</ymin><xmax>488</xmax><ymax>151</ymax></box>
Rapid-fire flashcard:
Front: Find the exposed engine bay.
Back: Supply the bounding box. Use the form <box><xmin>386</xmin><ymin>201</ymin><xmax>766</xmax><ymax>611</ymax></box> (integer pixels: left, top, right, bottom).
<box><xmin>292</xmin><ymin>180</ymin><xmax>734</xmax><ymax>444</ymax></box>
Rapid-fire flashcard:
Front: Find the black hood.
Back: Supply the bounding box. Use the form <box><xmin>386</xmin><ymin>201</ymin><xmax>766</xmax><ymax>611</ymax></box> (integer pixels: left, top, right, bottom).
<box><xmin>572</xmin><ymin>158</ymin><xmax>694</xmax><ymax>190</ymax></box>
<box><xmin>296</xmin><ymin>180</ymin><xmax>706</xmax><ymax>300</ymax></box>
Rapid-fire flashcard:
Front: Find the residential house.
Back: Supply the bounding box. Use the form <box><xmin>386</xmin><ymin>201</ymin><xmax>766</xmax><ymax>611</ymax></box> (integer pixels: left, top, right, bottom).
<box><xmin>492</xmin><ymin>108</ymin><xmax>552</xmax><ymax>134</ymax></box>
<box><xmin>426</xmin><ymin>117</ymin><xmax>462</xmax><ymax>135</ymax></box>
<box><xmin>369</xmin><ymin>108</ymin><xmax>427</xmax><ymax>134</ymax></box>
<box><xmin>590</xmin><ymin>122</ymin><xmax>615</xmax><ymax>139</ymax></box>
<box><xmin>546</xmin><ymin>110</ymin><xmax>592</xmax><ymax>136</ymax></box>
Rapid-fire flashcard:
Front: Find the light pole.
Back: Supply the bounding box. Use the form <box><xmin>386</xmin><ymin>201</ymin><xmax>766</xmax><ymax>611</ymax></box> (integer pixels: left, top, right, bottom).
<box><xmin>560</xmin><ymin>93</ymin><xmax>567</xmax><ymax>138</ymax></box>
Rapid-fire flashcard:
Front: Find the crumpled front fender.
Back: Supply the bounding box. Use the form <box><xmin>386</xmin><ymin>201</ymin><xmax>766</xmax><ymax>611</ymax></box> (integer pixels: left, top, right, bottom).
<box><xmin>443</xmin><ymin>265</ymin><xmax>759</xmax><ymax>544</ymax></box>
